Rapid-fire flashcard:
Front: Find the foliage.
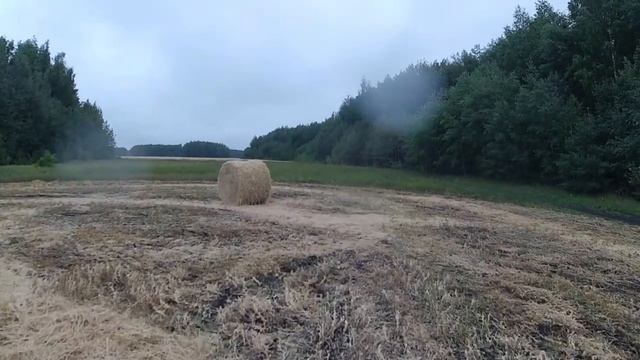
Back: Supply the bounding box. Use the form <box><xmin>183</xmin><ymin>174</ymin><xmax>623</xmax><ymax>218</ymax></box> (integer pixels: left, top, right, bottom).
<box><xmin>246</xmin><ymin>64</ymin><xmax>444</xmax><ymax>166</ymax></box>
<box><xmin>129</xmin><ymin>144</ymin><xmax>183</xmax><ymax>157</ymax></box>
<box><xmin>114</xmin><ymin>147</ymin><xmax>129</xmax><ymax>157</ymax></box>
<box><xmin>244</xmin><ymin>123</ymin><xmax>322</xmax><ymax>160</ymax></box>
<box><xmin>34</xmin><ymin>150</ymin><xmax>56</xmax><ymax>167</ymax></box>
<box><xmin>182</xmin><ymin>141</ymin><xmax>230</xmax><ymax>158</ymax></box>
<box><xmin>245</xmin><ymin>0</ymin><xmax>640</xmax><ymax>195</ymax></box>
<box><xmin>128</xmin><ymin>141</ymin><xmax>235</xmax><ymax>158</ymax></box>
<box><xmin>0</xmin><ymin>37</ymin><xmax>115</xmax><ymax>164</ymax></box>
<box><xmin>558</xmin><ymin>52</ymin><xmax>640</xmax><ymax>195</ymax></box>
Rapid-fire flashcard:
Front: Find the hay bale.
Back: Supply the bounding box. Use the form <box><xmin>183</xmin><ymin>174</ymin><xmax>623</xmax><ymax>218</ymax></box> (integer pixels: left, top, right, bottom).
<box><xmin>217</xmin><ymin>160</ymin><xmax>272</xmax><ymax>205</ymax></box>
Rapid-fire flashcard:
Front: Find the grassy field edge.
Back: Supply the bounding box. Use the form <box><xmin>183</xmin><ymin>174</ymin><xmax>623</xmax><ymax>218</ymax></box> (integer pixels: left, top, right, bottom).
<box><xmin>1</xmin><ymin>158</ymin><xmax>639</xmax><ymax>220</ymax></box>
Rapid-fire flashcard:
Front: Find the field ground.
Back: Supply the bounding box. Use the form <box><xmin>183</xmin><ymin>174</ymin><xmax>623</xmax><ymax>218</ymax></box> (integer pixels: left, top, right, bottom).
<box><xmin>1</xmin><ymin>158</ymin><xmax>639</xmax><ymax>220</ymax></box>
<box><xmin>1</xmin><ymin>180</ymin><xmax>639</xmax><ymax>358</ymax></box>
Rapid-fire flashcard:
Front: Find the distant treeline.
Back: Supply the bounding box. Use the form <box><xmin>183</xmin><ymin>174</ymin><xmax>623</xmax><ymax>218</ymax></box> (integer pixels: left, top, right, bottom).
<box><xmin>0</xmin><ymin>37</ymin><xmax>115</xmax><ymax>164</ymax></box>
<box><xmin>126</xmin><ymin>141</ymin><xmax>243</xmax><ymax>158</ymax></box>
<box><xmin>245</xmin><ymin>0</ymin><xmax>640</xmax><ymax>196</ymax></box>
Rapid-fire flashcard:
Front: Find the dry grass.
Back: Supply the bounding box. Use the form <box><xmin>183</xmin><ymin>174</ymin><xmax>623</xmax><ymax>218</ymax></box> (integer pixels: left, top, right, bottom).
<box><xmin>218</xmin><ymin>160</ymin><xmax>272</xmax><ymax>205</ymax></box>
<box><xmin>1</xmin><ymin>181</ymin><xmax>639</xmax><ymax>359</ymax></box>
<box><xmin>0</xmin><ymin>259</ymin><xmax>217</xmax><ymax>360</ymax></box>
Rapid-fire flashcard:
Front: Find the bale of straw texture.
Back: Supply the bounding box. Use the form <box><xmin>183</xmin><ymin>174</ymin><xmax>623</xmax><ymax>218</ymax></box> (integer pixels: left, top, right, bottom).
<box><xmin>217</xmin><ymin>160</ymin><xmax>272</xmax><ymax>205</ymax></box>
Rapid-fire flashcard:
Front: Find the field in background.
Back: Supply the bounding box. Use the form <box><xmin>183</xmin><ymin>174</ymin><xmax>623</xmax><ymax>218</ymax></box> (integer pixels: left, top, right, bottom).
<box><xmin>0</xmin><ymin>158</ymin><xmax>639</xmax><ymax>220</ymax></box>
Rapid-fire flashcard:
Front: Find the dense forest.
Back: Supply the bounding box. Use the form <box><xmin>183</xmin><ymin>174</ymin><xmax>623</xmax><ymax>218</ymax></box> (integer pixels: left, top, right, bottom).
<box><xmin>0</xmin><ymin>37</ymin><xmax>115</xmax><ymax>164</ymax></box>
<box><xmin>127</xmin><ymin>141</ymin><xmax>242</xmax><ymax>158</ymax></box>
<box><xmin>245</xmin><ymin>0</ymin><xmax>640</xmax><ymax>196</ymax></box>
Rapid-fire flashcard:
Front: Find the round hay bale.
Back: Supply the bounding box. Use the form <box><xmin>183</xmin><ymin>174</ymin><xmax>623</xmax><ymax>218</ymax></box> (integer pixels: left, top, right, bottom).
<box><xmin>217</xmin><ymin>160</ymin><xmax>272</xmax><ymax>205</ymax></box>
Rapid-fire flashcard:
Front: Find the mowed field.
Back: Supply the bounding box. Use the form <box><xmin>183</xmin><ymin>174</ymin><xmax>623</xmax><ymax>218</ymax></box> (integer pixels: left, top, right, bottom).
<box><xmin>0</xmin><ymin>160</ymin><xmax>639</xmax><ymax>358</ymax></box>
<box><xmin>1</xmin><ymin>158</ymin><xmax>640</xmax><ymax>218</ymax></box>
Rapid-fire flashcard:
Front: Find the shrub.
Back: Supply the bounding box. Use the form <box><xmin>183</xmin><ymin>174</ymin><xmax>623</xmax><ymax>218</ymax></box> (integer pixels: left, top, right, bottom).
<box><xmin>34</xmin><ymin>151</ymin><xmax>57</xmax><ymax>167</ymax></box>
<box><xmin>629</xmin><ymin>165</ymin><xmax>640</xmax><ymax>199</ymax></box>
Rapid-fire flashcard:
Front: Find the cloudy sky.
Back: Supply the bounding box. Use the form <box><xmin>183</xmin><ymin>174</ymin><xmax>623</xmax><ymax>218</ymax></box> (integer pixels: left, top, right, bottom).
<box><xmin>1</xmin><ymin>0</ymin><xmax>568</xmax><ymax>149</ymax></box>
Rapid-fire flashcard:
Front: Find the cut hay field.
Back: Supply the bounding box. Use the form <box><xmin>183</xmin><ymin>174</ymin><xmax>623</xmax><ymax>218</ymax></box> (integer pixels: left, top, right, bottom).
<box><xmin>1</xmin><ymin>180</ymin><xmax>640</xmax><ymax>358</ymax></box>
<box><xmin>1</xmin><ymin>158</ymin><xmax>639</xmax><ymax>220</ymax></box>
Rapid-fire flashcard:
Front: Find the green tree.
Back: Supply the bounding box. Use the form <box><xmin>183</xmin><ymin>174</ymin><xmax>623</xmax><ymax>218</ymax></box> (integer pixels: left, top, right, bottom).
<box><xmin>182</xmin><ymin>141</ymin><xmax>231</xmax><ymax>158</ymax></box>
<box><xmin>246</xmin><ymin>0</ymin><xmax>640</xmax><ymax>195</ymax></box>
<box><xmin>559</xmin><ymin>51</ymin><xmax>640</xmax><ymax>194</ymax></box>
<box><xmin>421</xmin><ymin>64</ymin><xmax>521</xmax><ymax>175</ymax></box>
<box><xmin>567</xmin><ymin>0</ymin><xmax>640</xmax><ymax>106</ymax></box>
<box><xmin>0</xmin><ymin>37</ymin><xmax>115</xmax><ymax>164</ymax></box>
<box><xmin>482</xmin><ymin>75</ymin><xmax>580</xmax><ymax>181</ymax></box>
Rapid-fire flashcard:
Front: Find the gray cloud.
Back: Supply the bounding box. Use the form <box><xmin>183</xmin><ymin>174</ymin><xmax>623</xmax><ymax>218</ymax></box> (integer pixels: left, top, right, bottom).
<box><xmin>0</xmin><ymin>0</ymin><xmax>568</xmax><ymax>149</ymax></box>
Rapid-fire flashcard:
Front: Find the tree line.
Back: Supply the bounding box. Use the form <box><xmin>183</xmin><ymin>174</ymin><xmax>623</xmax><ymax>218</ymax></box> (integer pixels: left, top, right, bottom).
<box><xmin>127</xmin><ymin>141</ymin><xmax>242</xmax><ymax>158</ymax></box>
<box><xmin>245</xmin><ymin>0</ymin><xmax>640</xmax><ymax>196</ymax></box>
<box><xmin>0</xmin><ymin>37</ymin><xmax>115</xmax><ymax>164</ymax></box>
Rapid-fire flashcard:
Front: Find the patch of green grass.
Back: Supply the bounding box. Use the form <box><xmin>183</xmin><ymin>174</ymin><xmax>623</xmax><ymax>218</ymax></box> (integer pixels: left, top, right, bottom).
<box><xmin>0</xmin><ymin>159</ymin><xmax>222</xmax><ymax>182</ymax></box>
<box><xmin>1</xmin><ymin>159</ymin><xmax>638</xmax><ymax>218</ymax></box>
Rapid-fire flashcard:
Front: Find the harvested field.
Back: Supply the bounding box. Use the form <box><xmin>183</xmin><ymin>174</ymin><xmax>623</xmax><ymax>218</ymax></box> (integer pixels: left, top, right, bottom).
<box><xmin>1</xmin><ymin>181</ymin><xmax>639</xmax><ymax>359</ymax></box>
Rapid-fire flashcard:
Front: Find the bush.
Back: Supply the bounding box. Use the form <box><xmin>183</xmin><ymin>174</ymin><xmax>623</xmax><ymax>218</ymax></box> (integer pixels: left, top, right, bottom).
<box><xmin>34</xmin><ymin>151</ymin><xmax>57</xmax><ymax>167</ymax></box>
<box><xmin>629</xmin><ymin>165</ymin><xmax>640</xmax><ymax>199</ymax></box>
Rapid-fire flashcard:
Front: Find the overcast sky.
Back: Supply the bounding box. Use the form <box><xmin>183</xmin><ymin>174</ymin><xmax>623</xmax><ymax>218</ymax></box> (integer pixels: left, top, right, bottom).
<box><xmin>1</xmin><ymin>0</ymin><xmax>568</xmax><ymax>149</ymax></box>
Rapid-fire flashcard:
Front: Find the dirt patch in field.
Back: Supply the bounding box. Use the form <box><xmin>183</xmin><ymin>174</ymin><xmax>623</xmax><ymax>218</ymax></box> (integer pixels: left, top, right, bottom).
<box><xmin>1</xmin><ymin>181</ymin><xmax>639</xmax><ymax>359</ymax></box>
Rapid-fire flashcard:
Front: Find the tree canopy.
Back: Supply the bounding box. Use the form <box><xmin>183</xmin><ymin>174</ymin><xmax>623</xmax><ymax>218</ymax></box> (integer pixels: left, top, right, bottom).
<box><xmin>0</xmin><ymin>37</ymin><xmax>115</xmax><ymax>164</ymax></box>
<box><xmin>246</xmin><ymin>0</ymin><xmax>640</xmax><ymax>196</ymax></box>
<box><xmin>127</xmin><ymin>141</ymin><xmax>237</xmax><ymax>158</ymax></box>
